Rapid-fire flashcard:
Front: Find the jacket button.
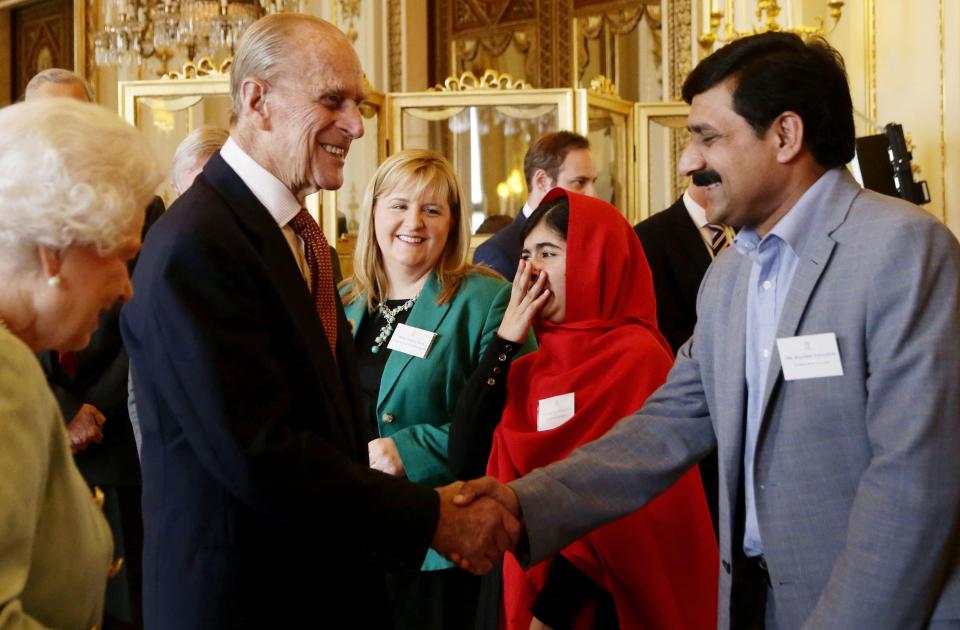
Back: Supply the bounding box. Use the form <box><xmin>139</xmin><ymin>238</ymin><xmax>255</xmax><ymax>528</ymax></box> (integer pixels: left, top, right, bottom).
<box><xmin>722</xmin><ymin>560</ymin><xmax>731</xmax><ymax>574</ymax></box>
<box><xmin>505</xmin><ymin>344</ymin><xmax>514</xmax><ymax>351</ymax></box>
<box><xmin>382</xmin><ymin>413</ymin><xmax>394</xmax><ymax>424</ymax></box>
<box><xmin>486</xmin><ymin>378</ymin><xmax>496</xmax><ymax>386</ymax></box>
<box><xmin>498</xmin><ymin>354</ymin><xmax>507</xmax><ymax>362</ymax></box>
<box><xmin>493</xmin><ymin>366</ymin><xmax>501</xmax><ymax>374</ymax></box>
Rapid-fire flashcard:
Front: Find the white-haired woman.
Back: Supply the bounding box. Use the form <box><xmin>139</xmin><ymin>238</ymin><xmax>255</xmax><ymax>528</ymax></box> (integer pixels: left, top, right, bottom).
<box><xmin>0</xmin><ymin>98</ymin><xmax>163</xmax><ymax>628</ymax></box>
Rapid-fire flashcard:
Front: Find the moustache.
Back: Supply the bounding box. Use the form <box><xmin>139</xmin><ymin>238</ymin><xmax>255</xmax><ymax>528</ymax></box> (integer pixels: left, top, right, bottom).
<box><xmin>691</xmin><ymin>170</ymin><xmax>722</xmax><ymax>187</ymax></box>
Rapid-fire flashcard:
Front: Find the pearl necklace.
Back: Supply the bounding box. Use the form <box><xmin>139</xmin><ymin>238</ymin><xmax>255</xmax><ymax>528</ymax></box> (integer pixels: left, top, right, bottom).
<box><xmin>371</xmin><ymin>297</ymin><xmax>416</xmax><ymax>353</ymax></box>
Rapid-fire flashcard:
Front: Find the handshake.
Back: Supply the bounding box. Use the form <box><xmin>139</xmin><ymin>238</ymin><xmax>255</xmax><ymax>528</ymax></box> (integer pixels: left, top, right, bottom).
<box><xmin>430</xmin><ymin>477</ymin><xmax>522</xmax><ymax>575</ymax></box>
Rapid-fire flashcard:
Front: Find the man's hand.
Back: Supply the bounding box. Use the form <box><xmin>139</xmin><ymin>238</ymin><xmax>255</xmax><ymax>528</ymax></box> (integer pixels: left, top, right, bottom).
<box><xmin>368</xmin><ymin>437</ymin><xmax>405</xmax><ymax>476</ymax></box>
<box><xmin>432</xmin><ymin>481</ymin><xmax>522</xmax><ymax>575</ymax></box>
<box><xmin>453</xmin><ymin>475</ymin><xmax>521</xmax><ymax>517</ymax></box>
<box><xmin>67</xmin><ymin>403</ymin><xmax>105</xmax><ymax>454</ymax></box>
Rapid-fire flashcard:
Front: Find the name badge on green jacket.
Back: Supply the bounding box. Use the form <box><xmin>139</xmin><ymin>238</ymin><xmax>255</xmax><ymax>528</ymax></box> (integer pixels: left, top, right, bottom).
<box><xmin>387</xmin><ymin>323</ymin><xmax>438</xmax><ymax>359</ymax></box>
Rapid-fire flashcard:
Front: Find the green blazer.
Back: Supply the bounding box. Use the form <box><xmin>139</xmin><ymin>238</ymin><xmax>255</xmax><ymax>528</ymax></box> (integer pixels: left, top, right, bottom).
<box><xmin>343</xmin><ymin>270</ymin><xmax>535</xmax><ymax>570</ymax></box>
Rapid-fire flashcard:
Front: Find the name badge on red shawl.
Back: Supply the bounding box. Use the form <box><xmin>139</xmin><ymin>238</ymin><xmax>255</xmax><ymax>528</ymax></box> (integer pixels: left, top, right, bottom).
<box><xmin>387</xmin><ymin>323</ymin><xmax>438</xmax><ymax>359</ymax></box>
<box><xmin>537</xmin><ymin>392</ymin><xmax>575</xmax><ymax>432</ymax></box>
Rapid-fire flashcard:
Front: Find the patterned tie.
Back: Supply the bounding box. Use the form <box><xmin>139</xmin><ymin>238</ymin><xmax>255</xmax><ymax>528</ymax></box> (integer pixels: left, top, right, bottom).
<box><xmin>707</xmin><ymin>223</ymin><xmax>732</xmax><ymax>259</ymax></box>
<box><xmin>59</xmin><ymin>351</ymin><xmax>78</xmax><ymax>379</ymax></box>
<box><xmin>288</xmin><ymin>209</ymin><xmax>338</xmax><ymax>355</ymax></box>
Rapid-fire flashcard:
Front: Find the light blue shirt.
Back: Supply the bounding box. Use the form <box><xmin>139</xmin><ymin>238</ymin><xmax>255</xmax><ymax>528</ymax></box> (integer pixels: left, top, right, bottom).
<box><xmin>735</xmin><ymin>168</ymin><xmax>842</xmax><ymax>557</ymax></box>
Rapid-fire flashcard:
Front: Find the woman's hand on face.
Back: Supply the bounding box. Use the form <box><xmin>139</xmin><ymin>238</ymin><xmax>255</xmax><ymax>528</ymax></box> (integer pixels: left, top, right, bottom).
<box><xmin>498</xmin><ymin>259</ymin><xmax>550</xmax><ymax>343</ymax></box>
<box><xmin>368</xmin><ymin>437</ymin><xmax>405</xmax><ymax>477</ymax></box>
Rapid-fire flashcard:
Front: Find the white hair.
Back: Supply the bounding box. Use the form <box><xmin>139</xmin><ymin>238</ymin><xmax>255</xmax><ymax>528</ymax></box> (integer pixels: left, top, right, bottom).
<box><xmin>0</xmin><ymin>99</ymin><xmax>164</xmax><ymax>259</ymax></box>
<box><xmin>230</xmin><ymin>13</ymin><xmax>338</xmax><ymax>118</ymax></box>
<box><xmin>172</xmin><ymin>126</ymin><xmax>229</xmax><ymax>190</ymax></box>
<box><xmin>25</xmin><ymin>68</ymin><xmax>95</xmax><ymax>102</ymax></box>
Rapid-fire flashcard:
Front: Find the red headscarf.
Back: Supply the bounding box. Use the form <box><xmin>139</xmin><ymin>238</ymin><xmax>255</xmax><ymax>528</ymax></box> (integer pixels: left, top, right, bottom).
<box><xmin>488</xmin><ymin>189</ymin><xmax>718</xmax><ymax>630</ymax></box>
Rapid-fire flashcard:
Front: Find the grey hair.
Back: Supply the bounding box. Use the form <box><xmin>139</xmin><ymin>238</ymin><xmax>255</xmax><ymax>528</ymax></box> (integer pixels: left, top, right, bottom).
<box><xmin>0</xmin><ymin>99</ymin><xmax>164</xmax><ymax>259</ymax></box>
<box><xmin>229</xmin><ymin>13</ymin><xmax>338</xmax><ymax>118</ymax></box>
<box><xmin>25</xmin><ymin>68</ymin><xmax>95</xmax><ymax>102</ymax></box>
<box><xmin>172</xmin><ymin>126</ymin><xmax>229</xmax><ymax>190</ymax></box>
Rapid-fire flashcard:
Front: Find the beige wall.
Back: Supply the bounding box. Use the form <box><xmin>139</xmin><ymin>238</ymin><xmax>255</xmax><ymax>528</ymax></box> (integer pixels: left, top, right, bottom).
<box><xmin>824</xmin><ymin>0</ymin><xmax>959</xmax><ymax>236</ymax></box>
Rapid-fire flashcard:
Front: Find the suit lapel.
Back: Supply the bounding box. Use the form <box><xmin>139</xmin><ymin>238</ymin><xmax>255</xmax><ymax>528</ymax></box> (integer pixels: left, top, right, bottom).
<box><xmin>377</xmin><ymin>272</ymin><xmax>451</xmax><ymax>408</ymax></box>
<box><xmin>203</xmin><ymin>155</ymin><xmax>352</xmax><ymax>431</ymax></box>
<box><xmin>757</xmin><ymin>170</ymin><xmax>861</xmax><ymax>422</ymax></box>
<box><xmin>718</xmin><ymin>257</ymin><xmax>752</xmax><ymax>511</ymax></box>
<box><xmin>669</xmin><ymin>201</ymin><xmax>713</xmax><ymax>293</ymax></box>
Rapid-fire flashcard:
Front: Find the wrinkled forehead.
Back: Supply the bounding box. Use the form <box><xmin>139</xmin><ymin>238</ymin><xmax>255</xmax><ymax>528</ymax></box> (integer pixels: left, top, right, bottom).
<box><xmin>283</xmin><ymin>27</ymin><xmax>365</xmax><ymax>95</ymax></box>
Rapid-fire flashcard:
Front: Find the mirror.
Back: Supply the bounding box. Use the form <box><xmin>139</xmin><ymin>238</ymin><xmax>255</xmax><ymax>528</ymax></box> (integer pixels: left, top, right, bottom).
<box><xmin>636</xmin><ymin>103</ymin><xmax>691</xmax><ymax>220</ymax></box>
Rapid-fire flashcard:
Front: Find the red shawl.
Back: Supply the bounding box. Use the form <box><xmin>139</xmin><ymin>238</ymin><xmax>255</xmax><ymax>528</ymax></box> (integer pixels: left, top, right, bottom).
<box><xmin>488</xmin><ymin>189</ymin><xmax>718</xmax><ymax>630</ymax></box>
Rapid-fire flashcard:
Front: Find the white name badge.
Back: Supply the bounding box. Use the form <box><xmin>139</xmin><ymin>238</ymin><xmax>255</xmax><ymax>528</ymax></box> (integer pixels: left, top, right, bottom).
<box><xmin>387</xmin><ymin>323</ymin><xmax>438</xmax><ymax>359</ymax></box>
<box><xmin>776</xmin><ymin>332</ymin><xmax>844</xmax><ymax>381</ymax></box>
<box><xmin>537</xmin><ymin>392</ymin><xmax>575</xmax><ymax>432</ymax></box>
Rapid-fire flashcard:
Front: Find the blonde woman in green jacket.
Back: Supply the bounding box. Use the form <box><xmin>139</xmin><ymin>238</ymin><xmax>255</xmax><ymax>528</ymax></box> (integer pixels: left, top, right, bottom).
<box><xmin>341</xmin><ymin>150</ymin><xmax>536</xmax><ymax>629</ymax></box>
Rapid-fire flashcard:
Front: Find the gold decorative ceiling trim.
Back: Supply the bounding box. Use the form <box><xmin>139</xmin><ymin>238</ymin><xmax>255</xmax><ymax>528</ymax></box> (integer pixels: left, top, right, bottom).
<box><xmin>163</xmin><ymin>57</ymin><xmax>233</xmax><ymax>80</ymax></box>
<box><xmin>588</xmin><ymin>74</ymin><xmax>617</xmax><ymax>96</ymax></box>
<box><xmin>430</xmin><ymin>69</ymin><xmax>533</xmax><ymax>91</ymax></box>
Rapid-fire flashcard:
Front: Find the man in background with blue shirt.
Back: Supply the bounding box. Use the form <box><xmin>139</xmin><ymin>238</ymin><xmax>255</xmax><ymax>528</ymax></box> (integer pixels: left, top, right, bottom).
<box><xmin>455</xmin><ymin>31</ymin><xmax>960</xmax><ymax>628</ymax></box>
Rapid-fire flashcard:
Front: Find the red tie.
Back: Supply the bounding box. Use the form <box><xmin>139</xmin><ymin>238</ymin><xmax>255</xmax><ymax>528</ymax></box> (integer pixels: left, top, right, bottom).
<box><xmin>59</xmin><ymin>351</ymin><xmax>78</xmax><ymax>379</ymax></box>
<box><xmin>288</xmin><ymin>210</ymin><xmax>338</xmax><ymax>355</ymax></box>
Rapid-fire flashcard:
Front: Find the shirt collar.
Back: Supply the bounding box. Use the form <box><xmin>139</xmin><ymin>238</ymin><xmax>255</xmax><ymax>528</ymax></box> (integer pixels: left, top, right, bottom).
<box><xmin>735</xmin><ymin>168</ymin><xmax>843</xmax><ymax>258</ymax></box>
<box><xmin>219</xmin><ymin>137</ymin><xmax>302</xmax><ymax>228</ymax></box>
<box><xmin>682</xmin><ymin>190</ymin><xmax>708</xmax><ymax>229</ymax></box>
<box><xmin>521</xmin><ymin>203</ymin><xmax>534</xmax><ymax>219</ymax></box>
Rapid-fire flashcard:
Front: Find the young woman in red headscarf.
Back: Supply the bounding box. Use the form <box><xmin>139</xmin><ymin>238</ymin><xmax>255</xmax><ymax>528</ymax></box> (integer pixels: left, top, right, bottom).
<box><xmin>449</xmin><ymin>188</ymin><xmax>717</xmax><ymax>630</ymax></box>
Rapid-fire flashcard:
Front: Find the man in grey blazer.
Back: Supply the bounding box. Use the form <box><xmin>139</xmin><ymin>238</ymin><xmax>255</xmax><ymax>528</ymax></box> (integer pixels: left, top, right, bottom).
<box><xmin>453</xmin><ymin>32</ymin><xmax>960</xmax><ymax>628</ymax></box>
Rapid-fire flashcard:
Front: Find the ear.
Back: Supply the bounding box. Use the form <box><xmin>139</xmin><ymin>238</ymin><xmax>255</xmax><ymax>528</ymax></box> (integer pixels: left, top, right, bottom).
<box><xmin>772</xmin><ymin>111</ymin><xmax>805</xmax><ymax>163</ymax></box>
<box><xmin>239</xmin><ymin>77</ymin><xmax>271</xmax><ymax>130</ymax></box>
<box><xmin>36</xmin><ymin>246</ymin><xmax>62</xmax><ymax>280</ymax></box>
<box><xmin>533</xmin><ymin>169</ymin><xmax>553</xmax><ymax>194</ymax></box>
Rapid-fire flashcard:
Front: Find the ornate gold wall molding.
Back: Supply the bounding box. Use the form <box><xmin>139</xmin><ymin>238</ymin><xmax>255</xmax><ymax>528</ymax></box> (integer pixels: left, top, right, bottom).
<box><xmin>431</xmin><ymin>68</ymin><xmax>532</xmax><ymax>91</ymax></box>
<box><xmin>389</xmin><ymin>0</ymin><xmax>403</xmax><ymax>91</ymax></box>
<box><xmin>668</xmin><ymin>0</ymin><xmax>692</xmax><ymax>101</ymax></box>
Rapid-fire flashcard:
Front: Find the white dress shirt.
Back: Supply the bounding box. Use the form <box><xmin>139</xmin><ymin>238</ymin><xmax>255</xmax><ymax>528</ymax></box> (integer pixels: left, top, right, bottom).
<box><xmin>219</xmin><ymin>137</ymin><xmax>312</xmax><ymax>288</ymax></box>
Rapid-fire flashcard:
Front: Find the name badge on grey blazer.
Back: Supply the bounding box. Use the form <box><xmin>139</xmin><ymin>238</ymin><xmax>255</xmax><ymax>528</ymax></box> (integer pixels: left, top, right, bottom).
<box><xmin>776</xmin><ymin>332</ymin><xmax>844</xmax><ymax>381</ymax></box>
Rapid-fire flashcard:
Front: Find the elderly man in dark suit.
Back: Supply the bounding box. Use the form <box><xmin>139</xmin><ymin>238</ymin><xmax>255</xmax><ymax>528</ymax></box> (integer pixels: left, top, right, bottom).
<box><xmin>121</xmin><ymin>14</ymin><xmax>518</xmax><ymax>629</ymax></box>
<box><xmin>473</xmin><ymin>131</ymin><xmax>597</xmax><ymax>279</ymax></box>
<box><xmin>458</xmin><ymin>32</ymin><xmax>960</xmax><ymax>629</ymax></box>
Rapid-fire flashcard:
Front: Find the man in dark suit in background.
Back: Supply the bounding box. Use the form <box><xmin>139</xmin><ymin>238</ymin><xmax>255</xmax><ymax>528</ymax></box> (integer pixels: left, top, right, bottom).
<box><xmin>634</xmin><ymin>182</ymin><xmax>731</xmax><ymax>537</ymax></box>
<box><xmin>121</xmin><ymin>14</ymin><xmax>517</xmax><ymax>629</ymax></box>
<box><xmin>473</xmin><ymin>131</ymin><xmax>598</xmax><ymax>278</ymax></box>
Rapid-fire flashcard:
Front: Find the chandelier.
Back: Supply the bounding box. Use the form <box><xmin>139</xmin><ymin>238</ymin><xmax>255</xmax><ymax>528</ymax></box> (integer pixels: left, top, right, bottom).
<box><xmin>94</xmin><ymin>0</ymin><xmax>298</xmax><ymax>73</ymax></box>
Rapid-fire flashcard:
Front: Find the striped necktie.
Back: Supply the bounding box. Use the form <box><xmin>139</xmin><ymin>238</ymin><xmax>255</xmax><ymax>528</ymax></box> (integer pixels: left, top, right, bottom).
<box><xmin>288</xmin><ymin>209</ymin><xmax>338</xmax><ymax>355</ymax></box>
<box><xmin>706</xmin><ymin>223</ymin><xmax>732</xmax><ymax>259</ymax></box>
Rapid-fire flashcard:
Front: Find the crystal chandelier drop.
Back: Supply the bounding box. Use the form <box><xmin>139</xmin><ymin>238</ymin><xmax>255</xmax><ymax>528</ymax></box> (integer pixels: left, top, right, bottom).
<box><xmin>94</xmin><ymin>0</ymin><xmax>296</xmax><ymax>73</ymax></box>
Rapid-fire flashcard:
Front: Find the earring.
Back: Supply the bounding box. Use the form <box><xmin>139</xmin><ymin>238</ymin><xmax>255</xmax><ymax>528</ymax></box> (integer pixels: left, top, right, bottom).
<box><xmin>47</xmin><ymin>275</ymin><xmax>61</xmax><ymax>288</ymax></box>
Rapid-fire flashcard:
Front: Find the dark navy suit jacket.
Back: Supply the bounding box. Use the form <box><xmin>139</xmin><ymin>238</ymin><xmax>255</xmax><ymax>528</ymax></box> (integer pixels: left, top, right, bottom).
<box><xmin>633</xmin><ymin>196</ymin><xmax>712</xmax><ymax>354</ymax></box>
<box><xmin>473</xmin><ymin>212</ymin><xmax>527</xmax><ymax>279</ymax></box>
<box><xmin>121</xmin><ymin>154</ymin><xmax>438</xmax><ymax>629</ymax></box>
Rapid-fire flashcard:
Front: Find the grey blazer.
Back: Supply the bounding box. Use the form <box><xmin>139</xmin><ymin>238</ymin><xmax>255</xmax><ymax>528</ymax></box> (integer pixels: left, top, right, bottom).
<box><xmin>511</xmin><ymin>170</ymin><xmax>960</xmax><ymax>629</ymax></box>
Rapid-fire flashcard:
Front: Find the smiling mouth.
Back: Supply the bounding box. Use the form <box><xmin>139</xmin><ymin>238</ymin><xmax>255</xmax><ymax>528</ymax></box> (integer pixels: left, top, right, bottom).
<box><xmin>321</xmin><ymin>143</ymin><xmax>346</xmax><ymax>158</ymax></box>
<box><xmin>397</xmin><ymin>235</ymin><xmax>424</xmax><ymax>244</ymax></box>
